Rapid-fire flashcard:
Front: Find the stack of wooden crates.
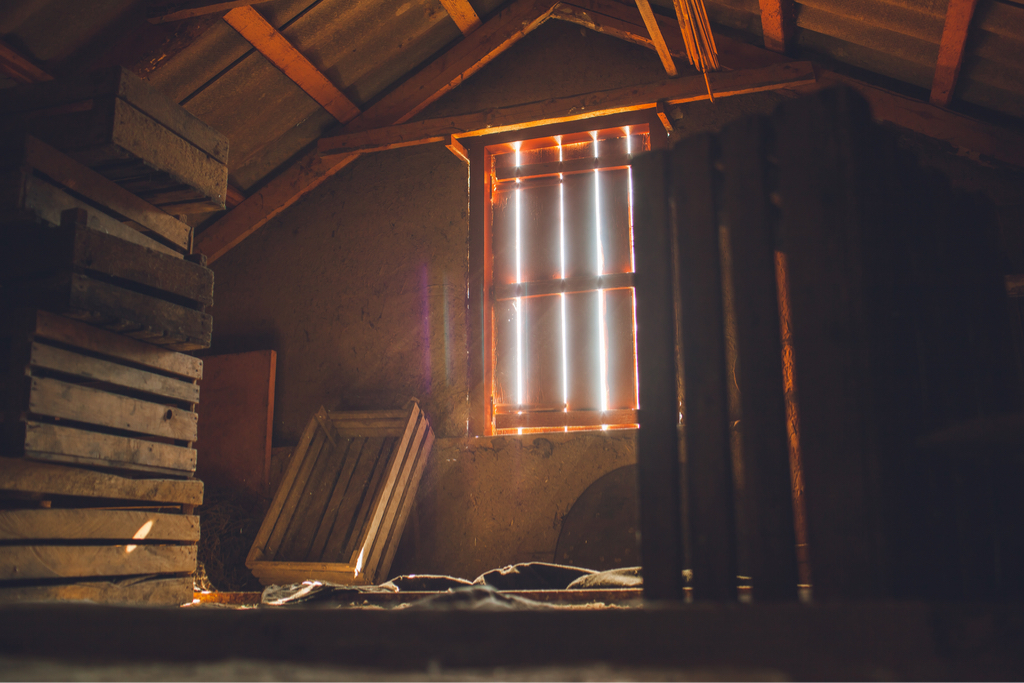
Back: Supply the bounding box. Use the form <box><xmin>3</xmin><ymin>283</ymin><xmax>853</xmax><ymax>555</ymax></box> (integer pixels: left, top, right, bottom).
<box><xmin>0</xmin><ymin>67</ymin><xmax>224</xmax><ymax>606</ymax></box>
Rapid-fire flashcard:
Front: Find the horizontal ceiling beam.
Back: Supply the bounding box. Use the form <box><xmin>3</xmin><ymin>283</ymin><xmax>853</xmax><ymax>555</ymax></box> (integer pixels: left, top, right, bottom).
<box><xmin>0</xmin><ymin>39</ymin><xmax>52</xmax><ymax>83</ymax></box>
<box><xmin>439</xmin><ymin>0</ymin><xmax>483</xmax><ymax>35</ymax></box>
<box><xmin>758</xmin><ymin>0</ymin><xmax>795</xmax><ymax>54</ymax></box>
<box><xmin>147</xmin><ymin>0</ymin><xmax>260</xmax><ymax>23</ymax></box>
<box><xmin>317</xmin><ymin>62</ymin><xmax>816</xmax><ymax>157</ymax></box>
<box><xmin>929</xmin><ymin>0</ymin><xmax>979</xmax><ymax>107</ymax></box>
<box><xmin>223</xmin><ymin>5</ymin><xmax>360</xmax><ymax>124</ymax></box>
<box><xmin>195</xmin><ymin>0</ymin><xmax>559</xmax><ymax>263</ymax></box>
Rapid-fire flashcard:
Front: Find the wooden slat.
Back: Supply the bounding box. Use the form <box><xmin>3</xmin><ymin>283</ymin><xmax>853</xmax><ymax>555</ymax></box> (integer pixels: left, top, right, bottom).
<box><xmin>494</xmin><ymin>153</ymin><xmax>632</xmax><ymax>182</ymax></box>
<box><xmin>440</xmin><ymin>0</ymin><xmax>482</xmax><ymax>35</ymax></box>
<box><xmin>147</xmin><ymin>0</ymin><xmax>259</xmax><ymax>23</ymax></box>
<box><xmin>195</xmin><ymin>0</ymin><xmax>558</xmax><ymax>264</ymax></box>
<box><xmin>494</xmin><ymin>272</ymin><xmax>634</xmax><ymax>301</ymax></box>
<box><xmin>375</xmin><ymin>429</ymin><xmax>435</xmax><ymax>580</ymax></box>
<box><xmin>719</xmin><ymin>116</ymin><xmax>799</xmax><ymax>601</ymax></box>
<box><xmin>635</xmin><ymin>0</ymin><xmax>677</xmax><ymax>76</ymax></box>
<box><xmin>758</xmin><ymin>0</ymin><xmax>795</xmax><ymax>54</ymax></box>
<box><xmin>249</xmin><ymin>560</ymin><xmax>360</xmax><ymax>586</ymax></box>
<box><xmin>306</xmin><ymin>437</ymin><xmax>368</xmax><ymax>561</ymax></box>
<box><xmin>673</xmin><ymin>134</ymin><xmax>737</xmax><ymax>601</ymax></box>
<box><xmin>929</xmin><ymin>0</ymin><xmax>979</xmax><ymax>107</ymax></box>
<box><xmin>0</xmin><ymin>458</ymin><xmax>203</xmax><ymax>506</ymax></box>
<box><xmin>631</xmin><ymin>149</ymin><xmax>684</xmax><ymax>601</ymax></box>
<box><xmin>0</xmin><ymin>510</ymin><xmax>199</xmax><ymax>542</ymax></box>
<box><xmin>28</xmin><ymin>376</ymin><xmax>198</xmax><ymax>442</ymax></box>
<box><xmin>15</xmin><ymin>136</ymin><xmax>192</xmax><ymax>253</ymax></box>
<box><xmin>29</xmin><ymin>342</ymin><xmax>200</xmax><ymax>404</ymax></box>
<box><xmin>446</xmin><ymin>135</ymin><xmax>469</xmax><ymax>164</ymax></box>
<box><xmin>0</xmin><ymin>39</ymin><xmax>52</xmax><ymax>84</ymax></box>
<box><xmin>327</xmin><ymin>438</ymin><xmax>391</xmax><ymax>563</ymax></box>
<box><xmin>223</xmin><ymin>6</ymin><xmax>360</xmax><ymax>125</ymax></box>
<box><xmin>317</xmin><ymin>63</ymin><xmax>816</xmax><ymax>157</ymax></box>
<box><xmin>0</xmin><ymin>575</ymin><xmax>192</xmax><ymax>606</ymax></box>
<box><xmin>469</xmin><ymin>142</ymin><xmax>493</xmax><ymax>435</ymax></box>
<box><xmin>0</xmin><ymin>544</ymin><xmax>195</xmax><ymax>581</ymax></box>
<box><xmin>31</xmin><ymin>310</ymin><xmax>202</xmax><ymax>380</ymax></box>
<box><xmin>263</xmin><ymin>428</ymin><xmax>328</xmax><ymax>560</ymax></box>
<box><xmin>21</xmin><ymin>421</ymin><xmax>197</xmax><ymax>474</ymax></box>
<box><xmin>494</xmin><ymin>409</ymin><xmax>637</xmax><ymax>429</ymax></box>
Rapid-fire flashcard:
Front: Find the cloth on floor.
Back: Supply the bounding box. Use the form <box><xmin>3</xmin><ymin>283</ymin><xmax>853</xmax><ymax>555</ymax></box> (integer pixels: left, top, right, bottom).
<box><xmin>567</xmin><ymin>566</ymin><xmax>643</xmax><ymax>589</ymax></box>
<box><xmin>471</xmin><ymin>562</ymin><xmax>596</xmax><ymax>590</ymax></box>
<box><xmin>404</xmin><ymin>585</ymin><xmax>549</xmax><ymax>611</ymax></box>
<box><xmin>383</xmin><ymin>574</ymin><xmax>474</xmax><ymax>591</ymax></box>
<box><xmin>261</xmin><ymin>580</ymin><xmax>397</xmax><ymax>606</ymax></box>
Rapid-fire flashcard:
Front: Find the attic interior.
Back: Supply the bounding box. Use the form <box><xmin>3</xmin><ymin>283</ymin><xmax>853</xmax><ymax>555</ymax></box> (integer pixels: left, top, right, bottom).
<box><xmin>2</xmin><ymin>0</ymin><xmax>1024</xmax><ymax>679</ymax></box>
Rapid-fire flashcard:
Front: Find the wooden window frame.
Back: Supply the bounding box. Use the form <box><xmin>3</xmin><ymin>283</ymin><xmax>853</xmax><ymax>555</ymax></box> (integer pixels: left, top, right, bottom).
<box><xmin>467</xmin><ymin>110</ymin><xmax>669</xmax><ymax>436</ymax></box>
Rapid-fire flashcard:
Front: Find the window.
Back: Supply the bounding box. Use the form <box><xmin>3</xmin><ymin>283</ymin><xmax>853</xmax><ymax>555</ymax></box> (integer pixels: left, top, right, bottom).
<box><xmin>468</xmin><ymin>112</ymin><xmax>667</xmax><ymax>435</ymax></box>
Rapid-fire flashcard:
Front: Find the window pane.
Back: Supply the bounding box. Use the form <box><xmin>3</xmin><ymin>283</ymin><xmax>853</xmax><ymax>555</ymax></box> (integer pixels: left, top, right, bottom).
<box><xmin>494</xmin><ymin>298</ymin><xmax>518</xmax><ymax>406</ymax></box>
<box><xmin>599</xmin><ymin>167</ymin><xmax>633</xmax><ymax>276</ymax></box>
<box><xmin>522</xmin><ymin>181</ymin><xmax>562</xmax><ymax>283</ymax></box>
<box><xmin>561</xmin><ymin>171</ymin><xmax>598</xmax><ymax>280</ymax></box>
<box><xmin>565</xmin><ymin>290</ymin><xmax>602</xmax><ymax>411</ymax></box>
<box><xmin>605</xmin><ymin>287</ymin><xmax>639</xmax><ymax>410</ymax></box>
<box><xmin>492</xmin><ymin>185</ymin><xmax>517</xmax><ymax>287</ymax></box>
<box><xmin>524</xmin><ymin>293</ymin><xmax>563</xmax><ymax>408</ymax></box>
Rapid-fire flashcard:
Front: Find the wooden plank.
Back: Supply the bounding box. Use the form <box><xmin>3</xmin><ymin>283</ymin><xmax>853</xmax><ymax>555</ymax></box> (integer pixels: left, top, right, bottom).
<box><xmin>439</xmin><ymin>0</ymin><xmax>482</xmax><ymax>35</ymax></box>
<box><xmin>29</xmin><ymin>342</ymin><xmax>200</xmax><ymax>404</ymax></box>
<box><xmin>494</xmin><ymin>153</ymin><xmax>632</xmax><ymax>182</ymax></box>
<box><xmin>673</xmin><ymin>134</ymin><xmax>737</xmax><ymax>601</ymax></box>
<box><xmin>195</xmin><ymin>351</ymin><xmax>276</xmax><ymax>496</ymax></box>
<box><xmin>28</xmin><ymin>376</ymin><xmax>198</xmax><ymax>442</ymax></box>
<box><xmin>0</xmin><ymin>458</ymin><xmax>203</xmax><ymax>506</ymax></box>
<box><xmin>0</xmin><ymin>575</ymin><xmax>192</xmax><ymax>605</ymax></box>
<box><xmin>69</xmin><ymin>226</ymin><xmax>213</xmax><ymax>306</ymax></box>
<box><xmin>21</xmin><ymin>421</ymin><xmax>197</xmax><ymax>474</ymax></box>
<box><xmin>31</xmin><ymin>310</ymin><xmax>202</xmax><ymax>380</ymax></box>
<box><xmin>263</xmin><ymin>428</ymin><xmax>328</xmax><ymax>561</ymax></box>
<box><xmin>0</xmin><ymin>510</ymin><xmax>199</xmax><ymax>542</ymax></box>
<box><xmin>468</xmin><ymin>142</ymin><xmax>493</xmax><ymax>435</ymax></box>
<box><xmin>195</xmin><ymin>0</ymin><xmax>558</xmax><ymax>264</ymax></box>
<box><xmin>0</xmin><ymin>544</ymin><xmax>195</xmax><ymax>581</ymax></box>
<box><xmin>635</xmin><ymin>0</ymin><xmax>677</xmax><ymax>76</ymax></box>
<box><xmin>306</xmin><ymin>438</ymin><xmax>366</xmax><ymax>561</ymax></box>
<box><xmin>719</xmin><ymin>115</ymin><xmax>798</xmax><ymax>601</ymax></box>
<box><xmin>376</xmin><ymin>429</ymin><xmax>435</xmax><ymax>581</ymax></box>
<box><xmin>494</xmin><ymin>273</ymin><xmax>635</xmax><ymax>301</ymax></box>
<box><xmin>631</xmin><ymin>149</ymin><xmax>684</xmax><ymax>601</ymax></box>
<box><xmin>929</xmin><ymin>0</ymin><xmax>979</xmax><ymax>107</ymax></box>
<box><xmin>147</xmin><ymin>0</ymin><xmax>259</xmax><ymax>23</ymax></box>
<box><xmin>318</xmin><ymin>63</ymin><xmax>816</xmax><ymax>157</ymax></box>
<box><xmin>446</xmin><ymin>135</ymin><xmax>469</xmax><ymax>164</ymax></box>
<box><xmin>0</xmin><ymin>39</ymin><xmax>52</xmax><ymax>84</ymax></box>
<box><xmin>758</xmin><ymin>0</ymin><xmax>795</xmax><ymax>54</ymax></box>
<box><xmin>224</xmin><ymin>6</ymin><xmax>360</xmax><ymax>125</ymax></box>
<box><xmin>17</xmin><ymin>136</ymin><xmax>191</xmax><ymax>253</ymax></box>
<box><xmin>494</xmin><ymin>409</ymin><xmax>637</xmax><ymax>429</ymax></box>
<box><xmin>249</xmin><ymin>560</ymin><xmax>361</xmax><ymax>586</ymax></box>
<box><xmin>323</xmin><ymin>437</ymin><xmax>389</xmax><ymax>563</ymax></box>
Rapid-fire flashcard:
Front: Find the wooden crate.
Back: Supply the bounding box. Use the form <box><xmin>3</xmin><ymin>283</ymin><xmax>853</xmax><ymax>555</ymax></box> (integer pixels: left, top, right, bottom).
<box><xmin>247</xmin><ymin>402</ymin><xmax>434</xmax><ymax>586</ymax></box>
<box><xmin>2</xmin><ymin>205</ymin><xmax>213</xmax><ymax>351</ymax></box>
<box><xmin>1</xmin><ymin>309</ymin><xmax>201</xmax><ymax>476</ymax></box>
<box><xmin>0</xmin><ymin>67</ymin><xmax>227</xmax><ymax>213</ymax></box>
<box><xmin>0</xmin><ymin>135</ymin><xmax>192</xmax><ymax>256</ymax></box>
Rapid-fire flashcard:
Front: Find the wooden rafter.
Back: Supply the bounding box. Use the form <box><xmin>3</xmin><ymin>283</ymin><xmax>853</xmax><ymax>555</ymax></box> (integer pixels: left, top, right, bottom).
<box><xmin>930</xmin><ymin>0</ymin><xmax>979</xmax><ymax>107</ymax></box>
<box><xmin>195</xmin><ymin>0</ymin><xmax>558</xmax><ymax>263</ymax></box>
<box><xmin>148</xmin><ymin>0</ymin><xmax>260</xmax><ymax>23</ymax></box>
<box><xmin>554</xmin><ymin>0</ymin><xmax>1024</xmax><ymax>169</ymax></box>
<box><xmin>439</xmin><ymin>0</ymin><xmax>482</xmax><ymax>35</ymax></box>
<box><xmin>223</xmin><ymin>6</ymin><xmax>360</xmax><ymax>124</ymax></box>
<box><xmin>317</xmin><ymin>62</ymin><xmax>815</xmax><ymax>158</ymax></box>
<box><xmin>758</xmin><ymin>0</ymin><xmax>795</xmax><ymax>54</ymax></box>
<box><xmin>635</xmin><ymin>0</ymin><xmax>677</xmax><ymax>76</ymax></box>
<box><xmin>0</xmin><ymin>40</ymin><xmax>52</xmax><ymax>84</ymax></box>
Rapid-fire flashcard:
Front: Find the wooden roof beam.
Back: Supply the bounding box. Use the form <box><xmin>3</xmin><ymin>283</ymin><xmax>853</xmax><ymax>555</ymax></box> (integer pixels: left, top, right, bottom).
<box><xmin>0</xmin><ymin>39</ymin><xmax>52</xmax><ymax>84</ymax></box>
<box><xmin>147</xmin><ymin>0</ymin><xmax>261</xmax><ymax>23</ymax></box>
<box><xmin>758</xmin><ymin>0</ymin><xmax>795</xmax><ymax>54</ymax></box>
<box><xmin>223</xmin><ymin>6</ymin><xmax>360</xmax><ymax>124</ymax></box>
<box><xmin>635</xmin><ymin>0</ymin><xmax>677</xmax><ymax>76</ymax></box>
<box><xmin>317</xmin><ymin>62</ymin><xmax>816</xmax><ymax>158</ymax></box>
<box><xmin>930</xmin><ymin>0</ymin><xmax>979</xmax><ymax>107</ymax></box>
<box><xmin>440</xmin><ymin>0</ymin><xmax>482</xmax><ymax>35</ymax></box>
<box><xmin>195</xmin><ymin>0</ymin><xmax>559</xmax><ymax>263</ymax></box>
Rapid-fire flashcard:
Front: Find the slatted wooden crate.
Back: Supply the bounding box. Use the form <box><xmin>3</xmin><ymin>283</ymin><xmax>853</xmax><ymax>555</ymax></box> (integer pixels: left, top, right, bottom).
<box><xmin>247</xmin><ymin>402</ymin><xmax>434</xmax><ymax>586</ymax></box>
<box><xmin>0</xmin><ymin>67</ymin><xmax>227</xmax><ymax>213</ymax></box>
<box><xmin>0</xmin><ymin>458</ymin><xmax>202</xmax><ymax>606</ymax></box>
<box><xmin>1</xmin><ymin>309</ymin><xmax>200</xmax><ymax>477</ymax></box>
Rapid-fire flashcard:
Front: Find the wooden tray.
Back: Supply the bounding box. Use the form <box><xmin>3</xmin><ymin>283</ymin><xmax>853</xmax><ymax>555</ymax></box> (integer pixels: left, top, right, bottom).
<box><xmin>0</xmin><ymin>67</ymin><xmax>227</xmax><ymax>213</ymax></box>
<box><xmin>247</xmin><ymin>402</ymin><xmax>434</xmax><ymax>586</ymax></box>
<box><xmin>1</xmin><ymin>309</ymin><xmax>201</xmax><ymax>476</ymax></box>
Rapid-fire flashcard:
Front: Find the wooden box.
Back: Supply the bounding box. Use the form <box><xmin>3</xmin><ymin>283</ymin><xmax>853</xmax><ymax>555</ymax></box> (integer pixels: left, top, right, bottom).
<box><xmin>247</xmin><ymin>402</ymin><xmax>434</xmax><ymax>586</ymax></box>
<box><xmin>0</xmin><ymin>67</ymin><xmax>227</xmax><ymax>213</ymax></box>
<box><xmin>1</xmin><ymin>309</ymin><xmax>201</xmax><ymax>476</ymax></box>
<box><xmin>0</xmin><ymin>458</ymin><xmax>202</xmax><ymax>606</ymax></box>
<box><xmin>1</xmin><ymin>135</ymin><xmax>192</xmax><ymax>256</ymax></box>
<box><xmin>1</xmin><ymin>206</ymin><xmax>213</xmax><ymax>351</ymax></box>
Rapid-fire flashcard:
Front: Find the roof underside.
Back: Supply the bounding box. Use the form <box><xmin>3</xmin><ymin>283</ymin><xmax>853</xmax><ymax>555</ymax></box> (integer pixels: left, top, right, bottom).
<box><xmin>1</xmin><ymin>0</ymin><xmax>1022</xmax><ymax>202</ymax></box>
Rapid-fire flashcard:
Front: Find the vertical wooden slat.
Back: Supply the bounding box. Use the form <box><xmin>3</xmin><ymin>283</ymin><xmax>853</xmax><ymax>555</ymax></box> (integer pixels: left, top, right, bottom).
<box><xmin>632</xmin><ymin>149</ymin><xmax>684</xmax><ymax>601</ymax></box>
<box><xmin>565</xmin><ymin>290</ymin><xmax>602</xmax><ymax>411</ymax></box>
<box><xmin>264</xmin><ymin>429</ymin><xmax>327</xmax><ymax>560</ymax></box>
<box><xmin>720</xmin><ymin>116</ymin><xmax>798</xmax><ymax>600</ymax></box>
<box><xmin>521</xmin><ymin>177</ymin><xmax>562</xmax><ymax>284</ymax></box>
<box><xmin>341</xmin><ymin>438</ymin><xmax>398</xmax><ymax>562</ymax></box>
<box><xmin>672</xmin><ymin>134</ymin><xmax>738</xmax><ymax>601</ymax></box>
<box><xmin>305</xmin><ymin>437</ymin><xmax>363</xmax><ymax>561</ymax></box>
<box><xmin>524</xmin><ymin>294</ymin><xmax>563</xmax><ymax>407</ymax></box>
<box><xmin>320</xmin><ymin>437</ymin><xmax>385</xmax><ymax>562</ymax></box>
<box><xmin>605</xmin><ymin>287</ymin><xmax>638</xmax><ymax>411</ymax></box>
<box><xmin>282</xmin><ymin>437</ymin><xmax>357</xmax><ymax>561</ymax></box>
<box><xmin>562</xmin><ymin>170</ymin><xmax>598</xmax><ymax>281</ymax></box>
<box><xmin>469</xmin><ymin>143</ymin><xmax>494</xmax><ymax>435</ymax></box>
<box><xmin>599</xmin><ymin>167</ymin><xmax>633</xmax><ymax>277</ymax></box>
